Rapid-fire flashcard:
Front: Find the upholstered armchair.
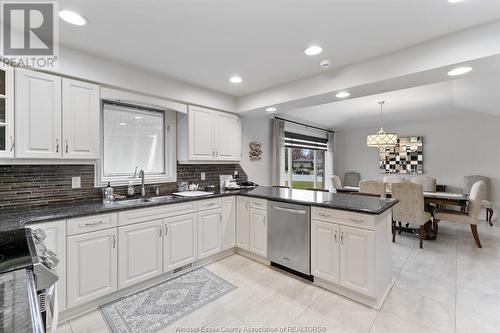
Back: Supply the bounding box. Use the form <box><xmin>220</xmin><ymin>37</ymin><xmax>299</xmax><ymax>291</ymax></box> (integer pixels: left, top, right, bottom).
<box><xmin>391</xmin><ymin>182</ymin><xmax>432</xmax><ymax>248</ymax></box>
<box><xmin>464</xmin><ymin>175</ymin><xmax>493</xmax><ymax>226</ymax></box>
<box><xmin>410</xmin><ymin>176</ymin><xmax>437</xmax><ymax>192</ymax></box>
<box><xmin>359</xmin><ymin>180</ymin><xmax>386</xmax><ymax>198</ymax></box>
<box><xmin>434</xmin><ymin>181</ymin><xmax>487</xmax><ymax>248</ymax></box>
<box><xmin>343</xmin><ymin>172</ymin><xmax>361</xmax><ymax>187</ymax></box>
<box><xmin>331</xmin><ymin>175</ymin><xmax>342</xmax><ymax>190</ymax></box>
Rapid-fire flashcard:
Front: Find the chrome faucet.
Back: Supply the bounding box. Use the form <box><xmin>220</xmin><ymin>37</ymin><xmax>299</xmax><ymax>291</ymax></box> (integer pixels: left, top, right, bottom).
<box><xmin>138</xmin><ymin>169</ymin><xmax>146</xmax><ymax>197</ymax></box>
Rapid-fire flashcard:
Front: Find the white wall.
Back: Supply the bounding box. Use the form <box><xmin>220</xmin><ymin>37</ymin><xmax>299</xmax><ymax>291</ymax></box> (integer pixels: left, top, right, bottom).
<box><xmin>240</xmin><ymin>116</ymin><xmax>272</xmax><ymax>186</ymax></box>
<box><xmin>334</xmin><ymin>111</ymin><xmax>500</xmax><ymax>209</ymax></box>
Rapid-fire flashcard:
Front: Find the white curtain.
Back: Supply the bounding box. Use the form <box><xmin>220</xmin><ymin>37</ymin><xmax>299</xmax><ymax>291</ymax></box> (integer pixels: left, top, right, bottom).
<box><xmin>271</xmin><ymin>118</ymin><xmax>285</xmax><ymax>186</ymax></box>
<box><xmin>325</xmin><ymin>132</ymin><xmax>335</xmax><ymax>191</ymax></box>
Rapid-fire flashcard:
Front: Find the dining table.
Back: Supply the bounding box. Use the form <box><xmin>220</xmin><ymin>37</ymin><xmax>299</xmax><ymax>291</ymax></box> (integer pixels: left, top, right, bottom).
<box><xmin>337</xmin><ymin>186</ymin><xmax>470</xmax><ymax>240</ymax></box>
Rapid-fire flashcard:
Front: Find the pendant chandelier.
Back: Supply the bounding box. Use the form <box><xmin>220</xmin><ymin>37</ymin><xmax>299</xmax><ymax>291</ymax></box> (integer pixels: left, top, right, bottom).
<box><xmin>366</xmin><ymin>101</ymin><xmax>398</xmax><ymax>149</ymax></box>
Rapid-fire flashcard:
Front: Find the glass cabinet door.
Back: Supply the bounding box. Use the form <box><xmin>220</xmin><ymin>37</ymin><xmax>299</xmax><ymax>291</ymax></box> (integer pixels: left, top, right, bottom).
<box><xmin>0</xmin><ymin>65</ymin><xmax>13</xmax><ymax>158</ymax></box>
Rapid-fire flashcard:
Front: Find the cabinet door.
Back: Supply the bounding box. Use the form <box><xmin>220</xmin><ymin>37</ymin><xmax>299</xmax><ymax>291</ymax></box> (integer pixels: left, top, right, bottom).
<box><xmin>15</xmin><ymin>69</ymin><xmax>62</xmax><ymax>159</ymax></box>
<box><xmin>164</xmin><ymin>213</ymin><xmax>197</xmax><ymax>271</ymax></box>
<box><xmin>67</xmin><ymin>229</ymin><xmax>117</xmax><ymax>308</ymax></box>
<box><xmin>339</xmin><ymin>225</ymin><xmax>376</xmax><ymax>297</ymax></box>
<box><xmin>118</xmin><ymin>220</ymin><xmax>162</xmax><ymax>289</ymax></box>
<box><xmin>188</xmin><ymin>106</ymin><xmax>214</xmax><ymax>160</ymax></box>
<box><xmin>62</xmin><ymin>78</ymin><xmax>100</xmax><ymax>159</ymax></box>
<box><xmin>311</xmin><ymin>221</ymin><xmax>340</xmax><ymax>284</ymax></box>
<box><xmin>0</xmin><ymin>65</ymin><xmax>14</xmax><ymax>158</ymax></box>
<box><xmin>197</xmin><ymin>209</ymin><xmax>222</xmax><ymax>259</ymax></box>
<box><xmin>250</xmin><ymin>208</ymin><xmax>267</xmax><ymax>258</ymax></box>
<box><xmin>221</xmin><ymin>196</ymin><xmax>236</xmax><ymax>250</ymax></box>
<box><xmin>236</xmin><ymin>196</ymin><xmax>250</xmax><ymax>250</ymax></box>
<box><xmin>214</xmin><ymin>112</ymin><xmax>239</xmax><ymax>160</ymax></box>
<box><xmin>29</xmin><ymin>220</ymin><xmax>67</xmax><ymax>311</ymax></box>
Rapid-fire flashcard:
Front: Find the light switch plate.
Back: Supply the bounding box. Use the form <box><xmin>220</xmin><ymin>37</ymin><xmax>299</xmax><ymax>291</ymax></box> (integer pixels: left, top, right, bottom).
<box><xmin>71</xmin><ymin>176</ymin><xmax>81</xmax><ymax>189</ymax></box>
<box><xmin>200</xmin><ymin>172</ymin><xmax>206</xmax><ymax>181</ymax></box>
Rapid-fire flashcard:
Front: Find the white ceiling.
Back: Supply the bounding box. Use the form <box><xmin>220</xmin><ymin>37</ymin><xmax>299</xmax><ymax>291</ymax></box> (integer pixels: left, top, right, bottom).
<box><xmin>58</xmin><ymin>0</ymin><xmax>500</xmax><ymax>96</ymax></box>
<box><xmin>282</xmin><ymin>72</ymin><xmax>500</xmax><ymax>129</ymax></box>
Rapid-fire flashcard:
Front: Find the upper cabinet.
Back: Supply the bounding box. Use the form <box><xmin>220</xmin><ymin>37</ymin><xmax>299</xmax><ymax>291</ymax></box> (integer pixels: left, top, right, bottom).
<box><xmin>178</xmin><ymin>105</ymin><xmax>241</xmax><ymax>162</ymax></box>
<box><xmin>14</xmin><ymin>69</ymin><xmax>100</xmax><ymax>160</ymax></box>
<box><xmin>0</xmin><ymin>65</ymin><xmax>14</xmax><ymax>158</ymax></box>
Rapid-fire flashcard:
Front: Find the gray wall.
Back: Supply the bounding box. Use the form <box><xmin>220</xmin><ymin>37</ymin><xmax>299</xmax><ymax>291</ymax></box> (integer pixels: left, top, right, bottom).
<box><xmin>334</xmin><ymin>111</ymin><xmax>500</xmax><ymax>209</ymax></box>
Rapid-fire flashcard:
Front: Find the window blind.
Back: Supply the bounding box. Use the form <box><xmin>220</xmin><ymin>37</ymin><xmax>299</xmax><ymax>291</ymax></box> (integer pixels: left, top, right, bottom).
<box><xmin>284</xmin><ymin>131</ymin><xmax>328</xmax><ymax>151</ymax></box>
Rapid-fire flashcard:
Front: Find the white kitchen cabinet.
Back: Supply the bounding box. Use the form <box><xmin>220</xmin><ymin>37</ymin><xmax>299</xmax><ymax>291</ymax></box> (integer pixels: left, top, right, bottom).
<box><xmin>311</xmin><ymin>220</ymin><xmax>339</xmax><ymax>284</ymax></box>
<box><xmin>249</xmin><ymin>208</ymin><xmax>267</xmax><ymax>257</ymax></box>
<box><xmin>0</xmin><ymin>64</ymin><xmax>14</xmax><ymax>158</ymax></box>
<box><xmin>29</xmin><ymin>220</ymin><xmax>67</xmax><ymax>311</ymax></box>
<box><xmin>180</xmin><ymin>105</ymin><xmax>241</xmax><ymax>162</ymax></box>
<box><xmin>62</xmin><ymin>78</ymin><xmax>100</xmax><ymax>159</ymax></box>
<box><xmin>118</xmin><ymin>220</ymin><xmax>163</xmax><ymax>289</ymax></box>
<box><xmin>221</xmin><ymin>196</ymin><xmax>236</xmax><ymax>250</ymax></box>
<box><xmin>188</xmin><ymin>106</ymin><xmax>214</xmax><ymax>160</ymax></box>
<box><xmin>339</xmin><ymin>225</ymin><xmax>376</xmax><ymax>297</ymax></box>
<box><xmin>15</xmin><ymin>70</ymin><xmax>62</xmax><ymax>159</ymax></box>
<box><xmin>67</xmin><ymin>228</ymin><xmax>118</xmax><ymax>308</ymax></box>
<box><xmin>236</xmin><ymin>196</ymin><xmax>250</xmax><ymax>250</ymax></box>
<box><xmin>197</xmin><ymin>208</ymin><xmax>222</xmax><ymax>259</ymax></box>
<box><xmin>164</xmin><ymin>213</ymin><xmax>197</xmax><ymax>271</ymax></box>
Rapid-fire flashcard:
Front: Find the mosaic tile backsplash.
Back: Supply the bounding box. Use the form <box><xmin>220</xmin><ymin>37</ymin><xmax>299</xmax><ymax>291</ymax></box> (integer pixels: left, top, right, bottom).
<box><xmin>0</xmin><ymin>163</ymin><xmax>247</xmax><ymax>210</ymax></box>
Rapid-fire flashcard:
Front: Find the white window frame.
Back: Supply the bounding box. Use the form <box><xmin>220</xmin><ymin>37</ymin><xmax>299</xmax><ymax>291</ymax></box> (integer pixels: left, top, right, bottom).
<box><xmin>94</xmin><ymin>100</ymin><xmax>177</xmax><ymax>187</ymax></box>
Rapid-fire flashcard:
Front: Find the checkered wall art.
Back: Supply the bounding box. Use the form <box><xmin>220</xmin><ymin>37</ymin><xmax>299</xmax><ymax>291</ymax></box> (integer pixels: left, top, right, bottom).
<box><xmin>379</xmin><ymin>136</ymin><xmax>423</xmax><ymax>174</ymax></box>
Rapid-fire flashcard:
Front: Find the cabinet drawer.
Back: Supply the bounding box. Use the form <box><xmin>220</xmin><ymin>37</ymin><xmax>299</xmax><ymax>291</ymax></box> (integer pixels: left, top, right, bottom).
<box><xmin>197</xmin><ymin>198</ymin><xmax>221</xmax><ymax>211</ymax></box>
<box><xmin>249</xmin><ymin>198</ymin><xmax>267</xmax><ymax>210</ymax></box>
<box><xmin>67</xmin><ymin>213</ymin><xmax>117</xmax><ymax>236</ymax></box>
<box><xmin>312</xmin><ymin>207</ymin><xmax>376</xmax><ymax>230</ymax></box>
<box><xmin>118</xmin><ymin>202</ymin><xmax>197</xmax><ymax>226</ymax></box>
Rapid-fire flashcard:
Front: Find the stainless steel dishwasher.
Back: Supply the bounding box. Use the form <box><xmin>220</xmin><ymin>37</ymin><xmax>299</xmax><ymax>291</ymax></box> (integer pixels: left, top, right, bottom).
<box><xmin>268</xmin><ymin>201</ymin><xmax>311</xmax><ymax>277</ymax></box>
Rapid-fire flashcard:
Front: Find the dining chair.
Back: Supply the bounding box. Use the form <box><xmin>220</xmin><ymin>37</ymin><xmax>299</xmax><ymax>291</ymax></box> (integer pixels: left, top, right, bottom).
<box><xmin>464</xmin><ymin>175</ymin><xmax>493</xmax><ymax>226</ymax></box>
<box><xmin>331</xmin><ymin>175</ymin><xmax>342</xmax><ymax>190</ymax></box>
<box><xmin>382</xmin><ymin>175</ymin><xmax>402</xmax><ymax>193</ymax></box>
<box><xmin>343</xmin><ymin>172</ymin><xmax>361</xmax><ymax>187</ymax></box>
<box><xmin>410</xmin><ymin>176</ymin><xmax>437</xmax><ymax>192</ymax></box>
<box><xmin>434</xmin><ymin>180</ymin><xmax>487</xmax><ymax>248</ymax></box>
<box><xmin>391</xmin><ymin>182</ymin><xmax>432</xmax><ymax>249</ymax></box>
<box><xmin>359</xmin><ymin>180</ymin><xmax>386</xmax><ymax>198</ymax></box>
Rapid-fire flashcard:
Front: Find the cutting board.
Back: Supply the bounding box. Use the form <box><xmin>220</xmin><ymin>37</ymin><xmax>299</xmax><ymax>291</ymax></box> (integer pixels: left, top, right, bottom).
<box><xmin>172</xmin><ymin>191</ymin><xmax>214</xmax><ymax>197</ymax></box>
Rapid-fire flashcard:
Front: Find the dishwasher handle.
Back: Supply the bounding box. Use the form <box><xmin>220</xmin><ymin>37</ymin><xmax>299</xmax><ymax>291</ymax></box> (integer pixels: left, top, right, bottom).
<box><xmin>272</xmin><ymin>206</ymin><xmax>307</xmax><ymax>215</ymax></box>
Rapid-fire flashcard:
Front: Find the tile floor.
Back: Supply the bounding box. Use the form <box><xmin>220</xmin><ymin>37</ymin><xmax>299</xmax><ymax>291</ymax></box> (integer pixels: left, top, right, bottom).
<box><xmin>57</xmin><ymin>216</ymin><xmax>500</xmax><ymax>333</ymax></box>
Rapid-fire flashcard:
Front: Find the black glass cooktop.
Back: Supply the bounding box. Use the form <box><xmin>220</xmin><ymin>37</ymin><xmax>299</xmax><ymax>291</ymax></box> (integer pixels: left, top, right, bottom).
<box><xmin>0</xmin><ymin>229</ymin><xmax>32</xmax><ymax>274</ymax></box>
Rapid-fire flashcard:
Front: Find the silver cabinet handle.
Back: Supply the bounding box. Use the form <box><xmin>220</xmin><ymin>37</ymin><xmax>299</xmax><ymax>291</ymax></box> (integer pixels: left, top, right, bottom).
<box><xmin>65</xmin><ymin>139</ymin><xmax>68</xmax><ymax>153</ymax></box>
<box><xmin>341</xmin><ymin>232</ymin><xmax>344</xmax><ymax>245</ymax></box>
<box><xmin>253</xmin><ymin>202</ymin><xmax>263</xmax><ymax>206</ymax></box>
<box><xmin>56</xmin><ymin>138</ymin><xmax>59</xmax><ymax>153</ymax></box>
<box><xmin>82</xmin><ymin>221</ymin><xmax>104</xmax><ymax>227</ymax></box>
<box><xmin>318</xmin><ymin>212</ymin><xmax>331</xmax><ymax>218</ymax></box>
<box><xmin>206</xmin><ymin>202</ymin><xmax>216</xmax><ymax>206</ymax></box>
<box><xmin>273</xmin><ymin>206</ymin><xmax>306</xmax><ymax>215</ymax></box>
<box><xmin>158</xmin><ymin>224</ymin><xmax>162</xmax><ymax>238</ymax></box>
<box><xmin>112</xmin><ymin>235</ymin><xmax>116</xmax><ymax>248</ymax></box>
<box><xmin>245</xmin><ymin>202</ymin><xmax>249</xmax><ymax>210</ymax></box>
<box><xmin>349</xmin><ymin>217</ymin><xmax>364</xmax><ymax>223</ymax></box>
<box><xmin>9</xmin><ymin>136</ymin><xmax>14</xmax><ymax>151</ymax></box>
<box><xmin>263</xmin><ymin>216</ymin><xmax>267</xmax><ymax>225</ymax></box>
<box><xmin>219</xmin><ymin>214</ymin><xmax>222</xmax><ymax>223</ymax></box>
<box><xmin>334</xmin><ymin>230</ymin><xmax>338</xmax><ymax>243</ymax></box>
<box><xmin>164</xmin><ymin>224</ymin><xmax>169</xmax><ymax>236</ymax></box>
<box><xmin>216</xmin><ymin>151</ymin><xmax>219</xmax><ymax>157</ymax></box>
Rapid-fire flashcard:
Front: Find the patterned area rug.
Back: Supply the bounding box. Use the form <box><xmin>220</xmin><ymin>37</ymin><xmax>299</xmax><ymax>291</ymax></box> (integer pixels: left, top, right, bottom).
<box><xmin>99</xmin><ymin>268</ymin><xmax>236</xmax><ymax>333</ymax></box>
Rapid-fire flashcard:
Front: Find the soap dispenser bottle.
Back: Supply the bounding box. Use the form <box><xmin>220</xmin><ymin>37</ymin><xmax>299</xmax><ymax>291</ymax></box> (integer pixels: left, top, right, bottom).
<box><xmin>103</xmin><ymin>182</ymin><xmax>114</xmax><ymax>205</ymax></box>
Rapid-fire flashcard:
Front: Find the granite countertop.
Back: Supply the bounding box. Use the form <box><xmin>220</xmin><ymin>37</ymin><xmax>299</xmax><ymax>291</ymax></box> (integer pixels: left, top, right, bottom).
<box><xmin>0</xmin><ymin>186</ymin><xmax>397</xmax><ymax>230</ymax></box>
<box><xmin>0</xmin><ymin>269</ymin><xmax>43</xmax><ymax>333</ymax></box>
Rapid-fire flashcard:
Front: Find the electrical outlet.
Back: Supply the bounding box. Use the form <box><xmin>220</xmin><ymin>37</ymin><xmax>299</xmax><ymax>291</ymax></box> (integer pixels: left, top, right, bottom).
<box><xmin>71</xmin><ymin>176</ymin><xmax>81</xmax><ymax>189</ymax></box>
<box><xmin>200</xmin><ymin>172</ymin><xmax>206</xmax><ymax>181</ymax></box>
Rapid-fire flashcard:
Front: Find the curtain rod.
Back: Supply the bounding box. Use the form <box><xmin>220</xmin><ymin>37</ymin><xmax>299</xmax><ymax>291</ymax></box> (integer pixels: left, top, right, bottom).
<box><xmin>272</xmin><ymin>116</ymin><xmax>335</xmax><ymax>133</ymax></box>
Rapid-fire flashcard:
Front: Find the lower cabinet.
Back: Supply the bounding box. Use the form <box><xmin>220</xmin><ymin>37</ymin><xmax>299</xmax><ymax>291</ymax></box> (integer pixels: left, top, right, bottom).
<box><xmin>221</xmin><ymin>196</ymin><xmax>236</xmax><ymax>250</ymax></box>
<box><xmin>67</xmin><ymin>228</ymin><xmax>118</xmax><ymax>308</ymax></box>
<box><xmin>236</xmin><ymin>196</ymin><xmax>250</xmax><ymax>250</ymax></box>
<box><xmin>118</xmin><ymin>220</ymin><xmax>163</xmax><ymax>289</ymax></box>
<box><xmin>311</xmin><ymin>220</ymin><xmax>376</xmax><ymax>297</ymax></box>
<box><xmin>163</xmin><ymin>213</ymin><xmax>198</xmax><ymax>271</ymax></box>
<box><xmin>249</xmin><ymin>208</ymin><xmax>267</xmax><ymax>257</ymax></box>
<box><xmin>197</xmin><ymin>208</ymin><xmax>222</xmax><ymax>259</ymax></box>
<box><xmin>29</xmin><ymin>220</ymin><xmax>67</xmax><ymax>312</ymax></box>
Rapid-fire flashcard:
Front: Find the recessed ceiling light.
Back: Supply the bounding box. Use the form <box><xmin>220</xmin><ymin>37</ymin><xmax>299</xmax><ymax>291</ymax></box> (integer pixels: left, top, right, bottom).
<box><xmin>336</xmin><ymin>91</ymin><xmax>351</xmax><ymax>98</ymax></box>
<box><xmin>447</xmin><ymin>66</ymin><xmax>472</xmax><ymax>76</ymax></box>
<box><xmin>304</xmin><ymin>45</ymin><xmax>323</xmax><ymax>56</ymax></box>
<box><xmin>59</xmin><ymin>10</ymin><xmax>88</xmax><ymax>26</ymax></box>
<box><xmin>134</xmin><ymin>116</ymin><xmax>142</xmax><ymax>120</ymax></box>
<box><xmin>448</xmin><ymin>0</ymin><xmax>464</xmax><ymax>3</ymax></box>
<box><xmin>119</xmin><ymin>122</ymin><xmax>126</xmax><ymax>126</ymax></box>
<box><xmin>229</xmin><ymin>76</ymin><xmax>243</xmax><ymax>84</ymax></box>
<box><xmin>265</xmin><ymin>107</ymin><xmax>277</xmax><ymax>112</ymax></box>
